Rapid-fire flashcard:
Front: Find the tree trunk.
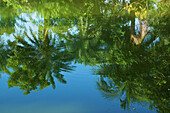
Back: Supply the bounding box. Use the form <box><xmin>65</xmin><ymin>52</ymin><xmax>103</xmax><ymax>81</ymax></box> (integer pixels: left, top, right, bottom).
<box><xmin>130</xmin><ymin>0</ymin><xmax>135</xmax><ymax>44</ymax></box>
<box><xmin>44</xmin><ymin>19</ymin><xmax>49</xmax><ymax>43</ymax></box>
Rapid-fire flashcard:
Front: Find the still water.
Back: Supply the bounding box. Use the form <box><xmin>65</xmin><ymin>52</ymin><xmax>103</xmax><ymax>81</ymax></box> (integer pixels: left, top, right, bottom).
<box><xmin>0</xmin><ymin>64</ymin><xmax>156</xmax><ymax>113</ymax></box>
<box><xmin>0</xmin><ymin>0</ymin><xmax>169</xmax><ymax>113</ymax></box>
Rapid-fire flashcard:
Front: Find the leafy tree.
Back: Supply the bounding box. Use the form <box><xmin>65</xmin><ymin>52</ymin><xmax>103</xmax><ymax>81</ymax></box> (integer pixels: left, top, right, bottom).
<box><xmin>0</xmin><ymin>42</ymin><xmax>9</xmax><ymax>77</ymax></box>
<box><xmin>0</xmin><ymin>1</ymin><xmax>17</xmax><ymax>35</ymax></box>
<box><xmin>6</xmin><ymin>27</ymin><xmax>74</xmax><ymax>94</ymax></box>
<box><xmin>94</xmin><ymin>29</ymin><xmax>169</xmax><ymax>112</ymax></box>
<box><xmin>1</xmin><ymin>1</ymin><xmax>169</xmax><ymax>112</ymax></box>
<box><xmin>149</xmin><ymin>0</ymin><xmax>170</xmax><ymax>45</ymax></box>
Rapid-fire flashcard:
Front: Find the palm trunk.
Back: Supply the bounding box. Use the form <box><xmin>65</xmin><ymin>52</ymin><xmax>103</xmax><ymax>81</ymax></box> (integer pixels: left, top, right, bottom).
<box><xmin>44</xmin><ymin>19</ymin><xmax>49</xmax><ymax>43</ymax></box>
<box><xmin>130</xmin><ymin>0</ymin><xmax>135</xmax><ymax>44</ymax></box>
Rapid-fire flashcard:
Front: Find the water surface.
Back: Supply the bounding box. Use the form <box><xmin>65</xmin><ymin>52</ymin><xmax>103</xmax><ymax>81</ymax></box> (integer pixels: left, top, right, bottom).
<box><xmin>0</xmin><ymin>0</ymin><xmax>169</xmax><ymax>113</ymax></box>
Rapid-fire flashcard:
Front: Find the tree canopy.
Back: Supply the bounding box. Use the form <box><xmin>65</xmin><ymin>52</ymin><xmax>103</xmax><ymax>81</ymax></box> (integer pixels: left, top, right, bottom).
<box><xmin>0</xmin><ymin>0</ymin><xmax>169</xmax><ymax>112</ymax></box>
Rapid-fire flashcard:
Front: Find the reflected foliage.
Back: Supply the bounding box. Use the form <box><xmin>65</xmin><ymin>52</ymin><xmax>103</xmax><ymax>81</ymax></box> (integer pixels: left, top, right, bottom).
<box><xmin>0</xmin><ymin>0</ymin><xmax>169</xmax><ymax>112</ymax></box>
<box><xmin>149</xmin><ymin>0</ymin><xmax>170</xmax><ymax>45</ymax></box>
<box><xmin>6</xmin><ymin>28</ymin><xmax>74</xmax><ymax>94</ymax></box>
<box><xmin>95</xmin><ymin>35</ymin><xmax>169</xmax><ymax>112</ymax></box>
<box><xmin>0</xmin><ymin>42</ymin><xmax>8</xmax><ymax>77</ymax></box>
<box><xmin>0</xmin><ymin>1</ymin><xmax>18</xmax><ymax>35</ymax></box>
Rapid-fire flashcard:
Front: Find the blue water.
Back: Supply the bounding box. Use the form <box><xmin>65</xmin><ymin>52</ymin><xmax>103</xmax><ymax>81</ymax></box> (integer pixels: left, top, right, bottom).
<box><xmin>0</xmin><ymin>63</ymin><xmax>156</xmax><ymax>113</ymax></box>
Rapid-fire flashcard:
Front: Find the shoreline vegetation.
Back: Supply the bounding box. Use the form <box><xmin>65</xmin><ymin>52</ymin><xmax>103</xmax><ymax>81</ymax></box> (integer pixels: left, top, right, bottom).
<box><xmin>0</xmin><ymin>0</ymin><xmax>169</xmax><ymax>112</ymax></box>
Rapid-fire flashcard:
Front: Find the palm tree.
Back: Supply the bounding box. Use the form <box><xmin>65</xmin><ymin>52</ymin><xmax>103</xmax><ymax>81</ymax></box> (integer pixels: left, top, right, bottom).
<box><xmin>65</xmin><ymin>16</ymin><xmax>104</xmax><ymax>65</ymax></box>
<box><xmin>96</xmin><ymin>64</ymin><xmax>151</xmax><ymax>110</ymax></box>
<box><xmin>6</xmin><ymin>27</ymin><xmax>74</xmax><ymax>94</ymax></box>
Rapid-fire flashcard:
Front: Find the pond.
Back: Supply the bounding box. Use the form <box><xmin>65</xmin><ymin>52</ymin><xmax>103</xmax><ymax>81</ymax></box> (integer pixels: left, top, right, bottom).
<box><xmin>0</xmin><ymin>0</ymin><xmax>169</xmax><ymax>113</ymax></box>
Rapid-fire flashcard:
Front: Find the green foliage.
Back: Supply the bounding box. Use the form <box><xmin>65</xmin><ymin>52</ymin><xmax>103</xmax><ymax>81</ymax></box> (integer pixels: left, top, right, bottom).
<box><xmin>0</xmin><ymin>1</ymin><xmax>18</xmax><ymax>35</ymax></box>
<box><xmin>0</xmin><ymin>0</ymin><xmax>169</xmax><ymax>112</ymax></box>
<box><xmin>149</xmin><ymin>0</ymin><xmax>170</xmax><ymax>44</ymax></box>
<box><xmin>94</xmin><ymin>34</ymin><xmax>169</xmax><ymax>112</ymax></box>
<box><xmin>0</xmin><ymin>43</ymin><xmax>8</xmax><ymax>75</ymax></box>
<box><xmin>6</xmin><ymin>27</ymin><xmax>74</xmax><ymax>94</ymax></box>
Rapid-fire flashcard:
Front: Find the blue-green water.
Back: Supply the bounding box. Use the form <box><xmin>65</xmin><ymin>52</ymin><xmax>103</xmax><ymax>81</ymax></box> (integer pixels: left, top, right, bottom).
<box><xmin>0</xmin><ymin>64</ymin><xmax>156</xmax><ymax>113</ymax></box>
<box><xmin>0</xmin><ymin>0</ymin><xmax>169</xmax><ymax>113</ymax></box>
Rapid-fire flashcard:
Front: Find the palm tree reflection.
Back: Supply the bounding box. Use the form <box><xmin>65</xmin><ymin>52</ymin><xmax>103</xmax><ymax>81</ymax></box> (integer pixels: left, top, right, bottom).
<box><xmin>95</xmin><ymin>59</ymin><xmax>169</xmax><ymax>112</ymax></box>
<box><xmin>7</xmin><ymin>28</ymin><xmax>74</xmax><ymax>94</ymax></box>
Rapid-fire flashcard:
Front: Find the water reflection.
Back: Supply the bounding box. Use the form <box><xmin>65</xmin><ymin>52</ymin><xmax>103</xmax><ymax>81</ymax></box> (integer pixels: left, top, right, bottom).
<box><xmin>0</xmin><ymin>1</ymin><xmax>17</xmax><ymax>35</ymax></box>
<box><xmin>95</xmin><ymin>61</ymin><xmax>169</xmax><ymax>112</ymax></box>
<box><xmin>0</xmin><ymin>0</ymin><xmax>169</xmax><ymax>113</ymax></box>
<box><xmin>0</xmin><ymin>43</ymin><xmax>8</xmax><ymax>75</ymax></box>
<box><xmin>6</xmin><ymin>27</ymin><xmax>74</xmax><ymax>94</ymax></box>
<box><xmin>92</xmin><ymin>23</ymin><xmax>169</xmax><ymax>113</ymax></box>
